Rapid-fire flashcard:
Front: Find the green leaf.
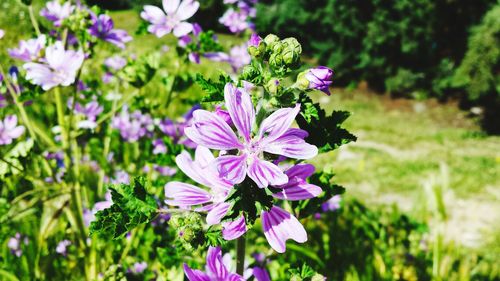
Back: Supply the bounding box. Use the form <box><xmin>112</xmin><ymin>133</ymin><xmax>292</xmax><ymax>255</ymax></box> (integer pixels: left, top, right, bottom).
<box><xmin>89</xmin><ymin>177</ymin><xmax>158</xmax><ymax>239</ymax></box>
<box><xmin>0</xmin><ymin>139</ymin><xmax>34</xmax><ymax>178</ymax></box>
<box><xmin>195</xmin><ymin>73</ymin><xmax>232</xmax><ymax>102</ymax></box>
<box><xmin>296</xmin><ymin>94</ymin><xmax>356</xmax><ymax>153</ymax></box>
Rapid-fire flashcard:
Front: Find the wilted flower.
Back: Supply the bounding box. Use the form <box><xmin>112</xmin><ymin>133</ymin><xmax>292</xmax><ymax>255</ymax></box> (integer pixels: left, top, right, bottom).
<box><xmin>0</xmin><ymin>115</ymin><xmax>25</xmax><ymax>145</ymax></box>
<box><xmin>56</xmin><ymin>240</ymin><xmax>71</xmax><ymax>256</ymax></box>
<box><xmin>185</xmin><ymin>83</ymin><xmax>318</xmax><ymax>188</ymax></box>
<box><xmin>40</xmin><ymin>0</ymin><xmax>75</xmax><ymax>27</ymax></box>
<box><xmin>24</xmin><ymin>42</ymin><xmax>84</xmax><ymax>91</ymax></box>
<box><xmin>141</xmin><ymin>0</ymin><xmax>200</xmax><ymax>38</ymax></box>
<box><xmin>183</xmin><ymin>246</ymin><xmax>244</xmax><ymax>281</ymax></box>
<box><xmin>8</xmin><ymin>35</ymin><xmax>46</xmax><ymax>62</ymax></box>
<box><xmin>89</xmin><ymin>14</ymin><xmax>132</xmax><ymax>49</ymax></box>
<box><xmin>305</xmin><ymin>66</ymin><xmax>333</xmax><ymax>95</ymax></box>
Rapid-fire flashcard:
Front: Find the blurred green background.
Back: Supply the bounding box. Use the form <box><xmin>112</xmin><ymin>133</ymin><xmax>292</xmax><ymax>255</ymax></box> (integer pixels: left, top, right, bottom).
<box><xmin>1</xmin><ymin>0</ymin><xmax>499</xmax><ymax>280</ymax></box>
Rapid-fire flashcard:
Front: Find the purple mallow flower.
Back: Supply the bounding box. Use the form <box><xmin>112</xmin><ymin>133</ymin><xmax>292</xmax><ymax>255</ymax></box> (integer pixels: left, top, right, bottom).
<box><xmin>305</xmin><ymin>66</ymin><xmax>333</xmax><ymax>95</ymax></box>
<box><xmin>184</xmin><ymin>246</ymin><xmax>244</xmax><ymax>281</ymax></box>
<box><xmin>83</xmin><ymin>191</ymin><xmax>113</xmax><ymax>226</ymax></box>
<box><xmin>141</xmin><ymin>0</ymin><xmax>200</xmax><ymax>38</ymax></box>
<box><xmin>8</xmin><ymin>35</ymin><xmax>47</xmax><ymax>62</ymax></box>
<box><xmin>112</xmin><ymin>107</ymin><xmax>153</xmax><ymax>142</ymax></box>
<box><xmin>130</xmin><ymin>261</ymin><xmax>148</xmax><ymax>274</ymax></box>
<box><xmin>0</xmin><ymin>115</ymin><xmax>25</xmax><ymax>145</ymax></box>
<box><xmin>24</xmin><ymin>42</ymin><xmax>84</xmax><ymax>91</ymax></box>
<box><xmin>159</xmin><ymin>105</ymin><xmax>200</xmax><ymax>148</ymax></box>
<box><xmin>104</xmin><ymin>55</ymin><xmax>127</xmax><ymax>71</ymax></box>
<box><xmin>56</xmin><ymin>240</ymin><xmax>71</xmax><ymax>256</ymax></box>
<box><xmin>185</xmin><ymin>83</ymin><xmax>318</xmax><ymax>188</ymax></box>
<box><xmin>70</xmin><ymin>99</ymin><xmax>103</xmax><ymax>130</ymax></box>
<box><xmin>89</xmin><ymin>14</ymin><xmax>132</xmax><ymax>49</ymax></box>
<box><xmin>8</xmin><ymin>233</ymin><xmax>28</xmax><ymax>257</ymax></box>
<box><xmin>219</xmin><ymin>8</ymin><xmax>251</xmax><ymax>33</ymax></box>
<box><xmin>40</xmin><ymin>0</ymin><xmax>75</xmax><ymax>27</ymax></box>
<box><xmin>321</xmin><ymin>194</ymin><xmax>341</xmax><ymax>212</ymax></box>
<box><xmin>205</xmin><ymin>44</ymin><xmax>251</xmax><ymax>72</ymax></box>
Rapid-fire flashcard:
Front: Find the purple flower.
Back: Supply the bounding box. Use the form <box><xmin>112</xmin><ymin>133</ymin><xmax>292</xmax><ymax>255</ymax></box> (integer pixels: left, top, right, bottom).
<box><xmin>131</xmin><ymin>261</ymin><xmax>148</xmax><ymax>274</ymax></box>
<box><xmin>205</xmin><ymin>45</ymin><xmax>251</xmax><ymax>72</ymax></box>
<box><xmin>24</xmin><ymin>42</ymin><xmax>84</xmax><ymax>91</ymax></box>
<box><xmin>185</xmin><ymin>83</ymin><xmax>318</xmax><ymax>188</ymax></box>
<box><xmin>219</xmin><ymin>9</ymin><xmax>250</xmax><ymax>33</ymax></box>
<box><xmin>40</xmin><ymin>1</ymin><xmax>75</xmax><ymax>27</ymax></box>
<box><xmin>261</xmin><ymin>206</ymin><xmax>307</xmax><ymax>253</ymax></box>
<box><xmin>56</xmin><ymin>240</ymin><xmax>71</xmax><ymax>256</ymax></box>
<box><xmin>159</xmin><ymin>105</ymin><xmax>200</xmax><ymax>148</ymax></box>
<box><xmin>154</xmin><ymin>165</ymin><xmax>177</xmax><ymax>176</ymax></box>
<box><xmin>83</xmin><ymin>191</ymin><xmax>113</xmax><ymax>226</ymax></box>
<box><xmin>89</xmin><ymin>14</ymin><xmax>132</xmax><ymax>49</ymax></box>
<box><xmin>8</xmin><ymin>35</ymin><xmax>47</xmax><ymax>62</ymax></box>
<box><xmin>104</xmin><ymin>55</ymin><xmax>127</xmax><ymax>71</ymax></box>
<box><xmin>0</xmin><ymin>115</ymin><xmax>25</xmax><ymax>145</ymax></box>
<box><xmin>305</xmin><ymin>66</ymin><xmax>333</xmax><ymax>95</ymax></box>
<box><xmin>153</xmin><ymin>139</ymin><xmax>167</xmax><ymax>154</ymax></box>
<box><xmin>111</xmin><ymin>170</ymin><xmax>130</xmax><ymax>185</ymax></box>
<box><xmin>8</xmin><ymin>233</ymin><xmax>24</xmax><ymax>257</ymax></box>
<box><xmin>71</xmin><ymin>99</ymin><xmax>103</xmax><ymax>129</ymax></box>
<box><xmin>141</xmin><ymin>0</ymin><xmax>200</xmax><ymax>38</ymax></box>
<box><xmin>183</xmin><ymin>246</ymin><xmax>243</xmax><ymax>281</ymax></box>
<box><xmin>112</xmin><ymin>107</ymin><xmax>153</xmax><ymax>142</ymax></box>
<box><xmin>248</xmin><ymin>33</ymin><xmax>262</xmax><ymax>47</ymax></box>
<box><xmin>321</xmin><ymin>195</ymin><xmax>341</xmax><ymax>212</ymax></box>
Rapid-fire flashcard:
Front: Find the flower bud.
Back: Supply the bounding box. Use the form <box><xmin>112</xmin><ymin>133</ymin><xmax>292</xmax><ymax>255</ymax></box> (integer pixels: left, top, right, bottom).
<box><xmin>248</xmin><ymin>34</ymin><xmax>266</xmax><ymax>59</ymax></box>
<box><xmin>240</xmin><ymin>64</ymin><xmax>260</xmax><ymax>82</ymax></box>
<box><xmin>305</xmin><ymin>66</ymin><xmax>333</xmax><ymax>95</ymax></box>
<box><xmin>263</xmin><ymin>34</ymin><xmax>280</xmax><ymax>51</ymax></box>
<box><xmin>266</xmin><ymin>78</ymin><xmax>281</xmax><ymax>95</ymax></box>
<box><xmin>280</xmin><ymin>37</ymin><xmax>301</xmax><ymax>67</ymax></box>
<box><xmin>295</xmin><ymin>70</ymin><xmax>310</xmax><ymax>90</ymax></box>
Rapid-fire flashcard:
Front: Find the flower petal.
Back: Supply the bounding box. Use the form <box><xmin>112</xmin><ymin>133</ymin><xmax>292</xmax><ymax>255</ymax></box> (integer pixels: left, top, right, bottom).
<box><xmin>253</xmin><ymin>267</ymin><xmax>271</xmax><ymax>281</ymax></box>
<box><xmin>224</xmin><ymin>83</ymin><xmax>255</xmax><ymax>142</ymax></box>
<box><xmin>176</xmin><ymin>0</ymin><xmax>200</xmax><ymax>20</ymax></box>
<box><xmin>163</xmin><ymin>0</ymin><xmax>180</xmax><ymax>14</ymax></box>
<box><xmin>206</xmin><ymin>203</ymin><xmax>230</xmax><ymax>225</ymax></box>
<box><xmin>176</xmin><ymin>150</ymin><xmax>213</xmax><ymax>187</ymax></box>
<box><xmin>206</xmin><ymin>247</ymin><xmax>229</xmax><ymax>278</ymax></box>
<box><xmin>259</xmin><ymin>104</ymin><xmax>300</xmax><ymax>143</ymax></box>
<box><xmin>222</xmin><ymin>216</ymin><xmax>247</xmax><ymax>240</ymax></box>
<box><xmin>248</xmin><ymin>157</ymin><xmax>288</xmax><ymax>188</ymax></box>
<box><xmin>183</xmin><ymin>263</ymin><xmax>210</xmax><ymax>281</ymax></box>
<box><xmin>264</xmin><ymin>133</ymin><xmax>317</xmax><ymax>160</ymax></box>
<box><xmin>272</xmin><ymin>181</ymin><xmax>322</xmax><ymax>201</ymax></box>
<box><xmin>185</xmin><ymin>110</ymin><xmax>243</xmax><ymax>150</ymax></box>
<box><xmin>215</xmin><ymin>154</ymin><xmax>247</xmax><ymax>185</ymax></box>
<box><xmin>164</xmin><ymin>182</ymin><xmax>211</xmax><ymax>206</ymax></box>
<box><xmin>261</xmin><ymin>206</ymin><xmax>307</xmax><ymax>253</ymax></box>
<box><xmin>194</xmin><ymin>145</ymin><xmax>215</xmax><ymax>168</ymax></box>
<box><xmin>141</xmin><ymin>5</ymin><xmax>166</xmax><ymax>24</ymax></box>
<box><xmin>173</xmin><ymin>22</ymin><xmax>193</xmax><ymax>37</ymax></box>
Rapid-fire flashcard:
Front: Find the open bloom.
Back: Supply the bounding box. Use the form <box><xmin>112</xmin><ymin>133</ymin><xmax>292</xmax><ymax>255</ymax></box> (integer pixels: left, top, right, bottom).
<box><xmin>8</xmin><ymin>35</ymin><xmax>47</xmax><ymax>62</ymax></box>
<box><xmin>141</xmin><ymin>0</ymin><xmax>200</xmax><ymax>38</ymax></box>
<box><xmin>112</xmin><ymin>107</ymin><xmax>153</xmax><ymax>142</ymax></box>
<box><xmin>56</xmin><ymin>240</ymin><xmax>71</xmax><ymax>256</ymax></box>
<box><xmin>184</xmin><ymin>246</ymin><xmax>243</xmax><ymax>281</ymax></box>
<box><xmin>205</xmin><ymin>44</ymin><xmax>251</xmax><ymax>72</ymax></box>
<box><xmin>219</xmin><ymin>8</ymin><xmax>251</xmax><ymax>33</ymax></box>
<box><xmin>40</xmin><ymin>0</ymin><xmax>74</xmax><ymax>27</ymax></box>
<box><xmin>24</xmin><ymin>42</ymin><xmax>84</xmax><ymax>91</ymax></box>
<box><xmin>185</xmin><ymin>83</ymin><xmax>318</xmax><ymax>188</ymax></box>
<box><xmin>104</xmin><ymin>55</ymin><xmax>127</xmax><ymax>71</ymax></box>
<box><xmin>305</xmin><ymin>66</ymin><xmax>333</xmax><ymax>95</ymax></box>
<box><xmin>89</xmin><ymin>14</ymin><xmax>132</xmax><ymax>49</ymax></box>
<box><xmin>71</xmin><ymin>99</ymin><xmax>104</xmax><ymax>129</ymax></box>
<box><xmin>0</xmin><ymin>115</ymin><xmax>25</xmax><ymax>145</ymax></box>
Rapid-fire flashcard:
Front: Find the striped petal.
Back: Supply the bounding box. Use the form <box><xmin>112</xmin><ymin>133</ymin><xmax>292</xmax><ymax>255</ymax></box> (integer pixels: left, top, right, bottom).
<box><xmin>206</xmin><ymin>203</ymin><xmax>230</xmax><ymax>225</ymax></box>
<box><xmin>264</xmin><ymin>129</ymin><xmax>317</xmax><ymax>159</ymax></box>
<box><xmin>248</xmin><ymin>157</ymin><xmax>288</xmax><ymax>188</ymax></box>
<box><xmin>185</xmin><ymin>110</ymin><xmax>243</xmax><ymax>150</ymax></box>
<box><xmin>224</xmin><ymin>83</ymin><xmax>255</xmax><ymax>142</ymax></box>
<box><xmin>176</xmin><ymin>150</ymin><xmax>212</xmax><ymax>187</ymax></box>
<box><xmin>261</xmin><ymin>206</ymin><xmax>307</xmax><ymax>253</ymax></box>
<box><xmin>206</xmin><ymin>246</ymin><xmax>229</xmax><ymax>278</ymax></box>
<box><xmin>258</xmin><ymin>104</ymin><xmax>300</xmax><ymax>144</ymax></box>
<box><xmin>222</xmin><ymin>216</ymin><xmax>247</xmax><ymax>240</ymax></box>
<box><xmin>215</xmin><ymin>154</ymin><xmax>247</xmax><ymax>185</ymax></box>
<box><xmin>164</xmin><ymin>182</ymin><xmax>211</xmax><ymax>206</ymax></box>
<box><xmin>183</xmin><ymin>264</ymin><xmax>210</xmax><ymax>281</ymax></box>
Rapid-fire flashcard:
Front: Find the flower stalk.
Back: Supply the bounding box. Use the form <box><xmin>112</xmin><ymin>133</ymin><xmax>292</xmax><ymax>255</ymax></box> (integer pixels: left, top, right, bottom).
<box><xmin>236</xmin><ymin>235</ymin><xmax>246</xmax><ymax>275</ymax></box>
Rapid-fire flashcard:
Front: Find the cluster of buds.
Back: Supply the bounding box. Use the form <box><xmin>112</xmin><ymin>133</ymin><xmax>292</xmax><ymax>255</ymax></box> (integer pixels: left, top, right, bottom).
<box><xmin>169</xmin><ymin>212</ymin><xmax>205</xmax><ymax>251</ymax></box>
<box><xmin>247</xmin><ymin>34</ymin><xmax>302</xmax><ymax>75</ymax></box>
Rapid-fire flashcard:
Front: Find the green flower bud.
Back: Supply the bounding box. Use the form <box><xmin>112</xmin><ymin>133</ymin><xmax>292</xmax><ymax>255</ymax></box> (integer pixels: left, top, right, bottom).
<box><xmin>266</xmin><ymin>78</ymin><xmax>281</xmax><ymax>95</ymax></box>
<box><xmin>295</xmin><ymin>71</ymin><xmax>310</xmax><ymax>90</ymax></box>
<box><xmin>281</xmin><ymin>37</ymin><xmax>302</xmax><ymax>67</ymax></box>
<box><xmin>240</xmin><ymin>64</ymin><xmax>261</xmax><ymax>82</ymax></box>
<box><xmin>311</xmin><ymin>273</ymin><xmax>327</xmax><ymax>281</ymax></box>
<box><xmin>263</xmin><ymin>34</ymin><xmax>280</xmax><ymax>51</ymax></box>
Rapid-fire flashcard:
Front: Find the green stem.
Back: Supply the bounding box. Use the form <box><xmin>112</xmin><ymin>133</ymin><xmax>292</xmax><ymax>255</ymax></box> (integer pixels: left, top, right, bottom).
<box><xmin>28</xmin><ymin>5</ymin><xmax>41</xmax><ymax>36</ymax></box>
<box><xmin>0</xmin><ymin>65</ymin><xmax>38</xmax><ymax>143</ymax></box>
<box><xmin>236</xmin><ymin>235</ymin><xmax>246</xmax><ymax>275</ymax></box>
